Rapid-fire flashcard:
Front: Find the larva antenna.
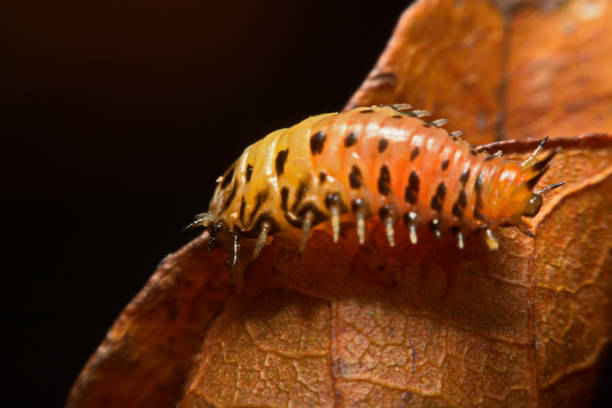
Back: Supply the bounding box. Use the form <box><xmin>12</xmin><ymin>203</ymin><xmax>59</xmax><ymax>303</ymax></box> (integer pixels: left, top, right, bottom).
<box><xmin>299</xmin><ymin>211</ymin><xmax>314</xmax><ymax>253</ymax></box>
<box><xmin>521</xmin><ymin>137</ymin><xmax>549</xmax><ymax>169</ymax></box>
<box><xmin>182</xmin><ymin>212</ymin><xmax>213</xmax><ymax>231</ymax></box>
<box><xmin>535</xmin><ymin>182</ymin><xmax>565</xmax><ymax>195</ymax></box>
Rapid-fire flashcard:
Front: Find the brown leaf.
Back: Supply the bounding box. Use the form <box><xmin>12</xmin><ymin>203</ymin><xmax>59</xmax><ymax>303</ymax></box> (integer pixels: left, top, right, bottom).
<box><xmin>346</xmin><ymin>0</ymin><xmax>612</xmax><ymax>144</ymax></box>
<box><xmin>67</xmin><ymin>1</ymin><xmax>612</xmax><ymax>407</ymax></box>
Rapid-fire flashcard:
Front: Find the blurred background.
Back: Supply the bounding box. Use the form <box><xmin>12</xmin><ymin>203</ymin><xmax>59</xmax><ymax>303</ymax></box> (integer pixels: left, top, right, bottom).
<box><xmin>2</xmin><ymin>0</ymin><xmax>610</xmax><ymax>406</ymax></box>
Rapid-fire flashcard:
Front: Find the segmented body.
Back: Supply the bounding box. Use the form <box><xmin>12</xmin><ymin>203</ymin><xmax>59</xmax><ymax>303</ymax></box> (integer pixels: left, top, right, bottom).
<box><xmin>195</xmin><ymin>105</ymin><xmax>559</xmax><ymax>263</ymax></box>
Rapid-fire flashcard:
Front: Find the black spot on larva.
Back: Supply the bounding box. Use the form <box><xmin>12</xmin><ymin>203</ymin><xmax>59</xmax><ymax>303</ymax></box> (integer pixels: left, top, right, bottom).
<box><xmin>423</xmin><ymin>122</ymin><xmax>432</xmax><ymax>128</ymax></box>
<box><xmin>377</xmin><ymin>165</ymin><xmax>391</xmax><ymax>195</ymax></box>
<box><xmin>318</xmin><ymin>171</ymin><xmax>327</xmax><ymax>184</ymax></box>
<box><xmin>310</xmin><ymin>131</ymin><xmax>326</xmax><ymax>155</ymax></box>
<box><xmin>325</xmin><ymin>192</ymin><xmax>345</xmax><ymax>210</ymax></box>
<box><xmin>223</xmin><ymin>182</ymin><xmax>237</xmax><ymax>210</ymax></box>
<box><xmin>458</xmin><ymin>189</ymin><xmax>467</xmax><ymax>207</ymax></box>
<box><xmin>470</xmin><ymin>149</ymin><xmax>478</xmax><ymax>156</ymax></box>
<box><xmin>249</xmin><ymin>190</ymin><xmax>268</xmax><ymax>226</ymax></box>
<box><xmin>452</xmin><ymin>202</ymin><xmax>463</xmax><ymax>218</ymax></box>
<box><xmin>460</xmin><ymin>168</ymin><xmax>470</xmax><ymax>185</ymax></box>
<box><xmin>221</xmin><ymin>167</ymin><xmax>234</xmax><ymax>189</ymax></box>
<box><xmin>239</xmin><ymin>197</ymin><xmax>246</xmax><ymax>224</ymax></box>
<box><xmin>392</xmin><ymin>114</ymin><xmax>403</xmax><ymax>119</ymax></box>
<box><xmin>378</xmin><ymin>205</ymin><xmax>393</xmax><ymax>219</ymax></box>
<box><xmin>245</xmin><ymin>164</ymin><xmax>253</xmax><ymax>182</ymax></box>
<box><xmin>296</xmin><ymin>203</ymin><xmax>327</xmax><ymax>227</ymax></box>
<box><xmin>291</xmin><ymin>181</ymin><xmax>309</xmax><ymax>213</ymax></box>
<box><xmin>404</xmin><ymin>171</ymin><xmax>420</xmax><ymax>204</ymax></box>
<box><xmin>429</xmin><ymin>219</ymin><xmax>441</xmax><ymax>240</ymax></box>
<box><xmin>475</xmin><ymin>171</ymin><xmax>484</xmax><ymax>193</ymax></box>
<box><xmin>377</xmin><ymin>138</ymin><xmax>389</xmax><ymax>153</ymax></box>
<box><xmin>430</xmin><ymin>182</ymin><xmax>446</xmax><ymax>211</ymax></box>
<box><xmin>441</xmin><ymin>160</ymin><xmax>450</xmax><ymax>171</ymax></box>
<box><xmin>344</xmin><ymin>132</ymin><xmax>357</xmax><ymax>147</ymax></box>
<box><xmin>280</xmin><ymin>187</ymin><xmax>289</xmax><ymax>211</ymax></box>
<box><xmin>275</xmin><ymin>149</ymin><xmax>289</xmax><ymax>176</ymax></box>
<box><xmin>360</xmin><ymin>109</ymin><xmax>374</xmax><ymax>113</ymax></box>
<box><xmin>474</xmin><ymin>207</ymin><xmax>485</xmax><ymax>220</ymax></box>
<box><xmin>410</xmin><ymin>147</ymin><xmax>420</xmax><ymax>161</ymax></box>
<box><xmin>349</xmin><ymin>165</ymin><xmax>362</xmax><ymax>189</ymax></box>
<box><xmin>351</xmin><ymin>198</ymin><xmax>364</xmax><ymax>212</ymax></box>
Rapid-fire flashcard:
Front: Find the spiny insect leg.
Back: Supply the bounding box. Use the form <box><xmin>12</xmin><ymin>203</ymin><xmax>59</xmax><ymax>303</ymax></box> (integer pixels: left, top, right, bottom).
<box><xmin>412</xmin><ymin>110</ymin><xmax>430</xmax><ymax>118</ymax></box>
<box><xmin>228</xmin><ymin>232</ymin><xmax>240</xmax><ymax>268</ymax></box>
<box><xmin>356</xmin><ymin>210</ymin><xmax>366</xmax><ymax>245</ymax></box>
<box><xmin>299</xmin><ymin>211</ymin><xmax>314</xmax><ymax>253</ymax></box>
<box><xmin>484</xmin><ymin>228</ymin><xmax>500</xmax><ymax>251</ymax></box>
<box><xmin>252</xmin><ymin>221</ymin><xmax>270</xmax><ymax>260</ymax></box>
<box><xmin>206</xmin><ymin>223</ymin><xmax>220</xmax><ymax>254</ymax></box>
<box><xmin>452</xmin><ymin>227</ymin><xmax>465</xmax><ymax>249</ymax></box>
<box><xmin>521</xmin><ymin>137</ymin><xmax>548</xmax><ymax>169</ymax></box>
<box><xmin>330</xmin><ymin>205</ymin><xmax>341</xmax><ymax>243</ymax></box>
<box><xmin>403</xmin><ymin>212</ymin><xmax>418</xmax><ymax>245</ymax></box>
<box><xmin>384</xmin><ymin>217</ymin><xmax>395</xmax><ymax>247</ymax></box>
<box><xmin>431</xmin><ymin>118</ymin><xmax>448</xmax><ymax>127</ymax></box>
<box><xmin>535</xmin><ymin>182</ymin><xmax>565</xmax><ymax>195</ymax></box>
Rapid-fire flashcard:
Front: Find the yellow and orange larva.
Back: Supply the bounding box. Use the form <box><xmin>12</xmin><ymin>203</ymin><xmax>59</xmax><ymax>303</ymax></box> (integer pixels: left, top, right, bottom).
<box><xmin>189</xmin><ymin>104</ymin><xmax>563</xmax><ymax>266</ymax></box>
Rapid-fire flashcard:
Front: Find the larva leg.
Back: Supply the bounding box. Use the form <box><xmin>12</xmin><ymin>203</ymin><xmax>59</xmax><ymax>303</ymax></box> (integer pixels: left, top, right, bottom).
<box><xmin>299</xmin><ymin>211</ymin><xmax>314</xmax><ymax>253</ymax></box>
<box><xmin>206</xmin><ymin>223</ymin><xmax>221</xmax><ymax>253</ymax></box>
<box><xmin>228</xmin><ymin>232</ymin><xmax>240</xmax><ymax>268</ymax></box>
<box><xmin>384</xmin><ymin>216</ymin><xmax>395</xmax><ymax>247</ymax></box>
<box><xmin>330</xmin><ymin>205</ymin><xmax>341</xmax><ymax>243</ymax></box>
<box><xmin>355</xmin><ymin>210</ymin><xmax>366</xmax><ymax>245</ymax></box>
<box><xmin>484</xmin><ymin>228</ymin><xmax>500</xmax><ymax>251</ymax></box>
<box><xmin>252</xmin><ymin>222</ymin><xmax>270</xmax><ymax>260</ymax></box>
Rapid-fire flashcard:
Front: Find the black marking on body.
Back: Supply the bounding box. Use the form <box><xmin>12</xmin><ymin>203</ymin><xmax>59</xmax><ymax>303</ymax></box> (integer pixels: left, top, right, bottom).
<box><xmin>325</xmin><ymin>192</ymin><xmax>348</xmax><ymax>212</ymax></box>
<box><xmin>246</xmin><ymin>164</ymin><xmax>253</xmax><ymax>182</ymax></box>
<box><xmin>349</xmin><ymin>165</ymin><xmax>362</xmax><ymax>189</ymax></box>
<box><xmin>429</xmin><ymin>219</ymin><xmax>441</xmax><ymax>239</ymax></box>
<box><xmin>402</xmin><ymin>211</ymin><xmax>417</xmax><ymax>226</ymax></box>
<box><xmin>249</xmin><ymin>190</ymin><xmax>268</xmax><ymax>226</ymax></box>
<box><xmin>452</xmin><ymin>190</ymin><xmax>467</xmax><ymax>218</ymax></box>
<box><xmin>378</xmin><ymin>165</ymin><xmax>391</xmax><ymax>195</ymax></box>
<box><xmin>280</xmin><ymin>187</ymin><xmax>289</xmax><ymax>211</ymax></box>
<box><xmin>247</xmin><ymin>213</ymin><xmax>281</xmax><ymax>238</ymax></box>
<box><xmin>460</xmin><ymin>168</ymin><xmax>470</xmax><ymax>185</ymax></box>
<box><xmin>223</xmin><ymin>183</ymin><xmax>237</xmax><ymax>210</ymax></box>
<box><xmin>344</xmin><ymin>132</ymin><xmax>357</xmax><ymax>147</ymax></box>
<box><xmin>310</xmin><ymin>131</ymin><xmax>326</xmax><ymax>155</ymax></box>
<box><xmin>527</xmin><ymin>171</ymin><xmax>546</xmax><ymax>189</ymax></box>
<box><xmin>275</xmin><ymin>149</ymin><xmax>289</xmax><ymax>175</ymax></box>
<box><xmin>221</xmin><ymin>167</ymin><xmax>234</xmax><ymax>189</ymax></box>
<box><xmin>430</xmin><ymin>182</ymin><xmax>446</xmax><ymax>211</ymax></box>
<box><xmin>410</xmin><ymin>147</ymin><xmax>420</xmax><ymax>161</ymax></box>
<box><xmin>441</xmin><ymin>160</ymin><xmax>450</xmax><ymax>171</ymax></box>
<box><xmin>404</xmin><ymin>171</ymin><xmax>419</xmax><ymax>204</ymax></box>
<box><xmin>295</xmin><ymin>203</ymin><xmax>327</xmax><ymax>227</ymax></box>
<box><xmin>474</xmin><ymin>171</ymin><xmax>485</xmax><ymax>220</ymax></box>
<box><xmin>319</xmin><ymin>171</ymin><xmax>327</xmax><ymax>184</ymax></box>
<box><xmin>378</xmin><ymin>205</ymin><xmax>393</xmax><ymax>220</ymax></box>
<box><xmin>291</xmin><ymin>181</ymin><xmax>309</xmax><ymax>213</ymax></box>
<box><xmin>360</xmin><ymin>109</ymin><xmax>374</xmax><ymax>114</ymax></box>
<box><xmin>378</xmin><ymin>138</ymin><xmax>389</xmax><ymax>153</ymax></box>
<box><xmin>239</xmin><ymin>197</ymin><xmax>246</xmax><ymax>224</ymax></box>
<box><xmin>392</xmin><ymin>114</ymin><xmax>403</xmax><ymax>119</ymax></box>
<box><xmin>422</xmin><ymin>122</ymin><xmax>432</xmax><ymax>128</ymax></box>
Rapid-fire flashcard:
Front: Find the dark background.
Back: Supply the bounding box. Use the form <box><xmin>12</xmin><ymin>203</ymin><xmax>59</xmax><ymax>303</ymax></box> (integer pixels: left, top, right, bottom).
<box><xmin>3</xmin><ymin>1</ymin><xmax>609</xmax><ymax>407</ymax></box>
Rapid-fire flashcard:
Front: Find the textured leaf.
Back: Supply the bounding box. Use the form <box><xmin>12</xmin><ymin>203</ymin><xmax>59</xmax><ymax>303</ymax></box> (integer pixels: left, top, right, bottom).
<box><xmin>346</xmin><ymin>0</ymin><xmax>612</xmax><ymax>144</ymax></box>
<box><xmin>67</xmin><ymin>0</ymin><xmax>612</xmax><ymax>407</ymax></box>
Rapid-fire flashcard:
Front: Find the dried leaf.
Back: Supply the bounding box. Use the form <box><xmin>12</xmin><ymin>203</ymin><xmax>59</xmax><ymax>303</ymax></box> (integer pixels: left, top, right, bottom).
<box><xmin>347</xmin><ymin>0</ymin><xmax>612</xmax><ymax>144</ymax></box>
<box><xmin>67</xmin><ymin>1</ymin><xmax>612</xmax><ymax>407</ymax></box>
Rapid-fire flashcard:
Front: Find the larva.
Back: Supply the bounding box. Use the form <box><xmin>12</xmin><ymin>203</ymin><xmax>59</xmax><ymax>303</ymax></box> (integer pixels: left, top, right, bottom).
<box><xmin>189</xmin><ymin>104</ymin><xmax>562</xmax><ymax>267</ymax></box>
